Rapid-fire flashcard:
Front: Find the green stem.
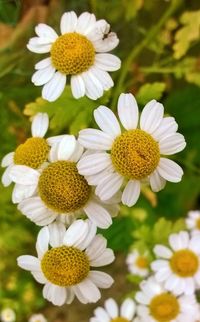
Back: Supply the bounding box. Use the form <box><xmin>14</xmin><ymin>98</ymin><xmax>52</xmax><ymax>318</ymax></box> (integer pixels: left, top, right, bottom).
<box><xmin>141</xmin><ymin>66</ymin><xmax>176</xmax><ymax>74</ymax></box>
<box><xmin>111</xmin><ymin>0</ymin><xmax>182</xmax><ymax>109</ymax></box>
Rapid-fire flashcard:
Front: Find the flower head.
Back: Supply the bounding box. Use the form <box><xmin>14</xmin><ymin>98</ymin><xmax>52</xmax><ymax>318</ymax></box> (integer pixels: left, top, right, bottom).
<box><xmin>186</xmin><ymin>210</ymin><xmax>200</xmax><ymax>236</ymax></box>
<box><xmin>28</xmin><ymin>314</ymin><xmax>47</xmax><ymax>322</ymax></box>
<box><xmin>90</xmin><ymin>297</ymin><xmax>137</xmax><ymax>322</ymax></box>
<box><xmin>10</xmin><ymin>136</ymin><xmax>119</xmax><ymax>228</ymax></box>
<box><xmin>27</xmin><ymin>11</ymin><xmax>121</xmax><ymax>101</ymax></box>
<box><xmin>126</xmin><ymin>250</ymin><xmax>149</xmax><ymax>277</ymax></box>
<box><xmin>17</xmin><ymin>220</ymin><xmax>114</xmax><ymax>305</ymax></box>
<box><xmin>78</xmin><ymin>93</ymin><xmax>186</xmax><ymax>206</ymax></box>
<box><xmin>151</xmin><ymin>231</ymin><xmax>200</xmax><ymax>296</ymax></box>
<box><xmin>0</xmin><ymin>308</ymin><xmax>16</xmax><ymax>322</ymax></box>
<box><xmin>136</xmin><ymin>277</ymin><xmax>199</xmax><ymax>322</ymax></box>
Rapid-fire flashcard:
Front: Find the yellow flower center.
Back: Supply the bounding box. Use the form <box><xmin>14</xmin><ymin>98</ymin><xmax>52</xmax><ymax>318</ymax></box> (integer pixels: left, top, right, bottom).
<box><xmin>41</xmin><ymin>246</ymin><xmax>90</xmax><ymax>286</ymax></box>
<box><xmin>111</xmin><ymin>318</ymin><xmax>129</xmax><ymax>322</ymax></box>
<box><xmin>196</xmin><ymin>218</ymin><xmax>200</xmax><ymax>230</ymax></box>
<box><xmin>135</xmin><ymin>256</ymin><xmax>148</xmax><ymax>269</ymax></box>
<box><xmin>149</xmin><ymin>293</ymin><xmax>180</xmax><ymax>322</ymax></box>
<box><xmin>38</xmin><ymin>161</ymin><xmax>91</xmax><ymax>213</ymax></box>
<box><xmin>170</xmin><ymin>249</ymin><xmax>199</xmax><ymax>277</ymax></box>
<box><xmin>14</xmin><ymin>137</ymin><xmax>49</xmax><ymax>169</ymax></box>
<box><xmin>111</xmin><ymin>129</ymin><xmax>160</xmax><ymax>180</ymax></box>
<box><xmin>50</xmin><ymin>32</ymin><xmax>95</xmax><ymax>75</ymax></box>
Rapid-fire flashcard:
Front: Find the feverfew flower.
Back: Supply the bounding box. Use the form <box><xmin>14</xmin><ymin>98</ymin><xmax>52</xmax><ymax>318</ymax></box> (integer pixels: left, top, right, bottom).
<box><xmin>186</xmin><ymin>210</ymin><xmax>200</xmax><ymax>235</ymax></box>
<box><xmin>90</xmin><ymin>297</ymin><xmax>137</xmax><ymax>322</ymax></box>
<box><xmin>126</xmin><ymin>250</ymin><xmax>149</xmax><ymax>277</ymax></box>
<box><xmin>28</xmin><ymin>314</ymin><xmax>47</xmax><ymax>322</ymax></box>
<box><xmin>136</xmin><ymin>277</ymin><xmax>199</xmax><ymax>322</ymax></box>
<box><xmin>0</xmin><ymin>308</ymin><xmax>16</xmax><ymax>322</ymax></box>
<box><xmin>27</xmin><ymin>11</ymin><xmax>121</xmax><ymax>102</ymax></box>
<box><xmin>151</xmin><ymin>231</ymin><xmax>200</xmax><ymax>295</ymax></box>
<box><xmin>78</xmin><ymin>93</ymin><xmax>186</xmax><ymax>206</ymax></box>
<box><xmin>1</xmin><ymin>113</ymin><xmax>50</xmax><ymax>203</ymax></box>
<box><xmin>17</xmin><ymin>220</ymin><xmax>114</xmax><ymax>306</ymax></box>
<box><xmin>10</xmin><ymin>136</ymin><xmax>119</xmax><ymax>228</ymax></box>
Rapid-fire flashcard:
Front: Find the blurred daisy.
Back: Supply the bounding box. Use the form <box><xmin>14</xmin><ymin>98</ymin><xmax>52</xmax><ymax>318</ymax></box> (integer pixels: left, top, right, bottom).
<box><xmin>136</xmin><ymin>277</ymin><xmax>199</xmax><ymax>322</ymax></box>
<box><xmin>0</xmin><ymin>308</ymin><xmax>16</xmax><ymax>322</ymax></box>
<box><xmin>27</xmin><ymin>11</ymin><xmax>121</xmax><ymax>102</ymax></box>
<box><xmin>28</xmin><ymin>314</ymin><xmax>47</xmax><ymax>322</ymax></box>
<box><xmin>10</xmin><ymin>136</ymin><xmax>119</xmax><ymax>228</ymax></box>
<box><xmin>151</xmin><ymin>231</ymin><xmax>200</xmax><ymax>295</ymax></box>
<box><xmin>17</xmin><ymin>220</ymin><xmax>114</xmax><ymax>306</ymax></box>
<box><xmin>78</xmin><ymin>93</ymin><xmax>186</xmax><ymax>206</ymax></box>
<box><xmin>90</xmin><ymin>297</ymin><xmax>137</xmax><ymax>322</ymax></box>
<box><xmin>186</xmin><ymin>210</ymin><xmax>200</xmax><ymax>235</ymax></box>
<box><xmin>126</xmin><ymin>250</ymin><xmax>149</xmax><ymax>277</ymax></box>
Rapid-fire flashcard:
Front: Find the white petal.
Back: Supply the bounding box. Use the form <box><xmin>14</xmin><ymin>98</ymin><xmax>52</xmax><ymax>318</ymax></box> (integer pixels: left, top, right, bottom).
<box><xmin>169</xmin><ymin>233</ymin><xmax>183</xmax><ymax>251</ymax></box>
<box><xmin>72</xmin><ymin>285</ymin><xmax>88</xmax><ymax>304</ymax></box>
<box><xmin>85</xmin><ymin>163</ymin><xmax>115</xmax><ymax>186</ymax></box>
<box><xmin>1</xmin><ymin>165</ymin><xmax>12</xmax><ymax>186</ymax></box>
<box><xmin>27</xmin><ymin>43</ymin><xmax>51</xmax><ymax>54</ymax></box>
<box><xmin>152</xmin><ymin>116</ymin><xmax>178</xmax><ymax>141</ymax></box>
<box><xmin>57</xmin><ymin>135</ymin><xmax>76</xmax><ymax>160</ymax></box>
<box><xmin>89</xmin><ymin>271</ymin><xmax>114</xmax><ymax>289</ymax></box>
<box><xmin>95</xmin><ymin>53</ymin><xmax>121</xmax><ymax>71</ymax></box>
<box><xmin>35</xmin><ymin>57</ymin><xmax>51</xmax><ymax>70</ymax></box>
<box><xmin>47</xmin><ymin>135</ymin><xmax>68</xmax><ymax>146</ymax></box>
<box><xmin>151</xmin><ymin>259</ymin><xmax>169</xmax><ymax>271</ymax></box>
<box><xmin>149</xmin><ymin>169</ymin><xmax>166</xmax><ymax>192</ymax></box>
<box><xmin>36</xmin><ymin>226</ymin><xmax>49</xmax><ymax>259</ymax></box>
<box><xmin>78</xmin><ymin>128</ymin><xmax>113</xmax><ymax>150</ymax></box>
<box><xmin>76</xmin><ymin>277</ymin><xmax>101</xmax><ymax>303</ymax></box>
<box><xmin>65</xmin><ymin>288</ymin><xmax>75</xmax><ymax>304</ymax></box>
<box><xmin>71</xmin><ymin>75</ymin><xmax>85</xmax><ymax>99</ymax></box>
<box><xmin>81</xmin><ymin>70</ymin><xmax>104</xmax><ymax>100</ymax></box>
<box><xmin>69</xmin><ymin>141</ymin><xmax>84</xmax><ymax>162</ymax></box>
<box><xmin>60</xmin><ymin>11</ymin><xmax>77</xmax><ymax>34</ymax></box>
<box><xmin>31</xmin><ymin>270</ymin><xmax>47</xmax><ymax>284</ymax></box>
<box><xmin>120</xmin><ymin>298</ymin><xmax>136</xmax><ymax>320</ymax></box>
<box><xmin>89</xmin><ymin>66</ymin><xmax>114</xmax><ymax>91</ymax></box>
<box><xmin>96</xmin><ymin>172</ymin><xmax>123</xmax><ymax>200</ymax></box>
<box><xmin>84</xmin><ymin>200</ymin><xmax>112</xmax><ymax>229</ymax></box>
<box><xmin>94</xmin><ymin>32</ymin><xmax>119</xmax><ymax>52</ymax></box>
<box><xmin>1</xmin><ymin>152</ymin><xmax>14</xmax><ymax>167</ymax></box>
<box><xmin>154</xmin><ymin>245</ymin><xmax>172</xmax><ymax>259</ymax></box>
<box><xmin>17</xmin><ymin>255</ymin><xmax>40</xmax><ymax>271</ymax></box>
<box><xmin>90</xmin><ymin>248</ymin><xmax>115</xmax><ymax>267</ymax></box>
<box><xmin>86</xmin><ymin>235</ymin><xmax>107</xmax><ymax>261</ymax></box>
<box><xmin>31</xmin><ymin>66</ymin><xmax>55</xmax><ymax>86</ymax></box>
<box><xmin>157</xmin><ymin>158</ymin><xmax>183</xmax><ymax>183</ymax></box>
<box><xmin>77</xmin><ymin>152</ymin><xmax>112</xmax><ymax>176</ymax></box>
<box><xmin>93</xmin><ymin>307</ymin><xmax>110</xmax><ymax>322</ymax></box>
<box><xmin>9</xmin><ymin>165</ymin><xmax>39</xmax><ymax>185</ymax></box>
<box><xmin>31</xmin><ymin>112</ymin><xmax>49</xmax><ymax>137</ymax></box>
<box><xmin>105</xmin><ymin>298</ymin><xmax>118</xmax><ymax>318</ymax></box>
<box><xmin>140</xmin><ymin>100</ymin><xmax>164</xmax><ymax>134</ymax></box>
<box><xmin>135</xmin><ymin>291</ymin><xmax>150</xmax><ymax>305</ymax></box>
<box><xmin>35</xmin><ymin>23</ymin><xmax>58</xmax><ymax>41</ymax></box>
<box><xmin>12</xmin><ymin>183</ymin><xmax>37</xmax><ymax>204</ymax></box>
<box><xmin>117</xmin><ymin>93</ymin><xmax>139</xmax><ymax>130</ymax></box>
<box><xmin>94</xmin><ymin>105</ymin><xmax>121</xmax><ymax>138</ymax></box>
<box><xmin>78</xmin><ymin>220</ymin><xmax>97</xmax><ymax>250</ymax></box>
<box><xmin>122</xmin><ymin>180</ymin><xmax>141</xmax><ymax>206</ymax></box>
<box><xmin>76</xmin><ymin>12</ymin><xmax>96</xmax><ymax>35</ymax></box>
<box><xmin>48</xmin><ymin>222</ymin><xmax>66</xmax><ymax>248</ymax></box>
<box><xmin>42</xmin><ymin>72</ymin><xmax>66</xmax><ymax>102</ymax></box>
<box><xmin>43</xmin><ymin>283</ymin><xmax>67</xmax><ymax>306</ymax></box>
<box><xmin>159</xmin><ymin>133</ymin><xmax>186</xmax><ymax>155</ymax></box>
<box><xmin>63</xmin><ymin>220</ymin><xmax>88</xmax><ymax>247</ymax></box>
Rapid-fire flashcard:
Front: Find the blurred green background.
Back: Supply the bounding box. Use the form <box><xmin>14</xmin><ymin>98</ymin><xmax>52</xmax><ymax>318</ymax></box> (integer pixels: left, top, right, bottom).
<box><xmin>0</xmin><ymin>0</ymin><xmax>200</xmax><ymax>321</ymax></box>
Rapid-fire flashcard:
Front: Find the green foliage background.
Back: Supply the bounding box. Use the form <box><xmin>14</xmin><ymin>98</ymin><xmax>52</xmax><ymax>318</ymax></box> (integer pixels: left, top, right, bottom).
<box><xmin>0</xmin><ymin>0</ymin><xmax>200</xmax><ymax>321</ymax></box>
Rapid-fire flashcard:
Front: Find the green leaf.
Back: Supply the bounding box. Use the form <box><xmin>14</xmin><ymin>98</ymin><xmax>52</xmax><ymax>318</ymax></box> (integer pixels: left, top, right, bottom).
<box><xmin>136</xmin><ymin>82</ymin><xmax>166</xmax><ymax>105</ymax></box>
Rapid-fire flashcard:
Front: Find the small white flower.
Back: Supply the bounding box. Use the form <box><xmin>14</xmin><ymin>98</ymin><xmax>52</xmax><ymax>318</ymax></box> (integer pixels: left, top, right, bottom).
<box><xmin>186</xmin><ymin>210</ymin><xmax>200</xmax><ymax>235</ymax></box>
<box><xmin>28</xmin><ymin>314</ymin><xmax>47</xmax><ymax>322</ymax></box>
<box><xmin>126</xmin><ymin>250</ymin><xmax>149</xmax><ymax>277</ymax></box>
<box><xmin>9</xmin><ymin>136</ymin><xmax>119</xmax><ymax>228</ymax></box>
<box><xmin>151</xmin><ymin>230</ymin><xmax>200</xmax><ymax>296</ymax></box>
<box><xmin>90</xmin><ymin>297</ymin><xmax>137</xmax><ymax>322</ymax></box>
<box><xmin>77</xmin><ymin>93</ymin><xmax>186</xmax><ymax>206</ymax></box>
<box><xmin>27</xmin><ymin>11</ymin><xmax>121</xmax><ymax>102</ymax></box>
<box><xmin>17</xmin><ymin>220</ymin><xmax>114</xmax><ymax>306</ymax></box>
<box><xmin>0</xmin><ymin>308</ymin><xmax>16</xmax><ymax>322</ymax></box>
<box><xmin>136</xmin><ymin>277</ymin><xmax>199</xmax><ymax>322</ymax></box>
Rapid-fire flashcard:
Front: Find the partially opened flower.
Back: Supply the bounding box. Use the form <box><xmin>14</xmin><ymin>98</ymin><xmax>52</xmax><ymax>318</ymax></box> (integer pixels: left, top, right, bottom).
<box><xmin>90</xmin><ymin>297</ymin><xmax>137</xmax><ymax>322</ymax></box>
<box><xmin>27</xmin><ymin>11</ymin><xmax>121</xmax><ymax>102</ymax></box>
<box><xmin>0</xmin><ymin>308</ymin><xmax>16</xmax><ymax>322</ymax></box>
<box><xmin>17</xmin><ymin>220</ymin><xmax>114</xmax><ymax>305</ymax></box>
<box><xmin>1</xmin><ymin>113</ymin><xmax>50</xmax><ymax>203</ymax></box>
<box><xmin>151</xmin><ymin>231</ymin><xmax>200</xmax><ymax>296</ymax></box>
<box><xmin>28</xmin><ymin>314</ymin><xmax>47</xmax><ymax>322</ymax></box>
<box><xmin>78</xmin><ymin>93</ymin><xmax>186</xmax><ymax>206</ymax></box>
<box><xmin>136</xmin><ymin>277</ymin><xmax>199</xmax><ymax>322</ymax></box>
<box><xmin>186</xmin><ymin>210</ymin><xmax>200</xmax><ymax>236</ymax></box>
<box><xmin>10</xmin><ymin>136</ymin><xmax>119</xmax><ymax>228</ymax></box>
<box><xmin>126</xmin><ymin>249</ymin><xmax>149</xmax><ymax>277</ymax></box>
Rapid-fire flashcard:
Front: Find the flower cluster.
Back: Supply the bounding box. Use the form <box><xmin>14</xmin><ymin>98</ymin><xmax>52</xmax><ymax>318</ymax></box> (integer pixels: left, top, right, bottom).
<box><xmin>1</xmin><ymin>9</ymin><xmax>190</xmax><ymax>321</ymax></box>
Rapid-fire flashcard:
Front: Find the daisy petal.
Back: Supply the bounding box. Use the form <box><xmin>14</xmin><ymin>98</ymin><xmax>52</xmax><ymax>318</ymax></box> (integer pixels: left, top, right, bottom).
<box><xmin>154</xmin><ymin>245</ymin><xmax>172</xmax><ymax>259</ymax></box>
<box><xmin>94</xmin><ymin>105</ymin><xmax>121</xmax><ymax>138</ymax></box>
<box><xmin>105</xmin><ymin>298</ymin><xmax>118</xmax><ymax>318</ymax></box>
<box><xmin>36</xmin><ymin>226</ymin><xmax>49</xmax><ymax>259</ymax></box>
<box><xmin>86</xmin><ymin>235</ymin><xmax>107</xmax><ymax>261</ymax></box>
<box><xmin>31</xmin><ymin>66</ymin><xmax>55</xmax><ymax>86</ymax></box>
<box><xmin>117</xmin><ymin>93</ymin><xmax>139</xmax><ymax>130</ymax></box>
<box><xmin>12</xmin><ymin>183</ymin><xmax>37</xmax><ymax>204</ymax></box>
<box><xmin>82</xmin><ymin>69</ymin><xmax>103</xmax><ymax>100</ymax></box>
<box><xmin>77</xmin><ymin>278</ymin><xmax>101</xmax><ymax>303</ymax></box>
<box><xmin>89</xmin><ymin>66</ymin><xmax>114</xmax><ymax>91</ymax></box>
<box><xmin>63</xmin><ymin>220</ymin><xmax>88</xmax><ymax>247</ymax></box>
<box><xmin>1</xmin><ymin>166</ymin><xmax>12</xmax><ymax>186</ymax></box>
<box><xmin>78</xmin><ymin>128</ymin><xmax>114</xmax><ymax>150</ymax></box>
<box><xmin>95</xmin><ymin>53</ymin><xmax>121</xmax><ymax>71</ymax></box>
<box><xmin>122</xmin><ymin>180</ymin><xmax>140</xmax><ymax>206</ymax></box>
<box><xmin>27</xmin><ymin>43</ymin><xmax>51</xmax><ymax>54</ymax></box>
<box><xmin>77</xmin><ymin>152</ymin><xmax>112</xmax><ymax>176</ymax></box>
<box><xmin>60</xmin><ymin>11</ymin><xmax>77</xmax><ymax>34</ymax></box>
<box><xmin>96</xmin><ymin>172</ymin><xmax>123</xmax><ymax>200</ymax></box>
<box><xmin>76</xmin><ymin>12</ymin><xmax>96</xmax><ymax>35</ymax></box>
<box><xmin>157</xmin><ymin>158</ymin><xmax>183</xmax><ymax>183</ymax></box>
<box><xmin>35</xmin><ymin>23</ymin><xmax>58</xmax><ymax>41</ymax></box>
<box><xmin>149</xmin><ymin>169</ymin><xmax>166</xmax><ymax>192</ymax></box>
<box><xmin>90</xmin><ymin>248</ymin><xmax>115</xmax><ymax>267</ymax></box>
<box><xmin>31</xmin><ymin>113</ymin><xmax>49</xmax><ymax>137</ymax></box>
<box><xmin>1</xmin><ymin>152</ymin><xmax>14</xmax><ymax>167</ymax></box>
<box><xmin>43</xmin><ymin>283</ymin><xmax>67</xmax><ymax>306</ymax></box>
<box><xmin>159</xmin><ymin>133</ymin><xmax>186</xmax><ymax>155</ymax></box>
<box><xmin>35</xmin><ymin>57</ymin><xmax>51</xmax><ymax>70</ymax></box>
<box><xmin>9</xmin><ymin>165</ymin><xmax>39</xmax><ymax>185</ymax></box>
<box><xmin>42</xmin><ymin>71</ymin><xmax>66</xmax><ymax>102</ymax></box>
<box><xmin>94</xmin><ymin>32</ymin><xmax>119</xmax><ymax>52</ymax></box>
<box><xmin>57</xmin><ymin>135</ymin><xmax>76</xmax><ymax>160</ymax></box>
<box><xmin>71</xmin><ymin>75</ymin><xmax>85</xmax><ymax>98</ymax></box>
<box><xmin>31</xmin><ymin>270</ymin><xmax>47</xmax><ymax>284</ymax></box>
<box><xmin>89</xmin><ymin>271</ymin><xmax>114</xmax><ymax>289</ymax></box>
<box><xmin>84</xmin><ymin>200</ymin><xmax>112</xmax><ymax>229</ymax></box>
<box><xmin>120</xmin><ymin>298</ymin><xmax>136</xmax><ymax>320</ymax></box>
<box><xmin>140</xmin><ymin>100</ymin><xmax>164</xmax><ymax>134</ymax></box>
<box><xmin>48</xmin><ymin>222</ymin><xmax>66</xmax><ymax>248</ymax></box>
<box><xmin>17</xmin><ymin>255</ymin><xmax>40</xmax><ymax>271</ymax></box>
<box><xmin>152</xmin><ymin>117</ymin><xmax>178</xmax><ymax>141</ymax></box>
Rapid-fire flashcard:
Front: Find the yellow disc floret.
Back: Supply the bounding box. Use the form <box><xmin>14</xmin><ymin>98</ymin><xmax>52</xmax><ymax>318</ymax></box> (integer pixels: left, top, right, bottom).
<box><xmin>38</xmin><ymin>161</ymin><xmax>91</xmax><ymax>213</ymax></box>
<box><xmin>170</xmin><ymin>249</ymin><xmax>199</xmax><ymax>277</ymax></box>
<box><xmin>135</xmin><ymin>256</ymin><xmax>148</xmax><ymax>269</ymax></box>
<box><xmin>14</xmin><ymin>137</ymin><xmax>49</xmax><ymax>169</ymax></box>
<box><xmin>150</xmin><ymin>293</ymin><xmax>180</xmax><ymax>322</ymax></box>
<box><xmin>111</xmin><ymin>129</ymin><xmax>160</xmax><ymax>180</ymax></box>
<box><xmin>111</xmin><ymin>318</ymin><xmax>129</xmax><ymax>322</ymax></box>
<box><xmin>51</xmin><ymin>32</ymin><xmax>95</xmax><ymax>75</ymax></box>
<box><xmin>41</xmin><ymin>246</ymin><xmax>90</xmax><ymax>286</ymax></box>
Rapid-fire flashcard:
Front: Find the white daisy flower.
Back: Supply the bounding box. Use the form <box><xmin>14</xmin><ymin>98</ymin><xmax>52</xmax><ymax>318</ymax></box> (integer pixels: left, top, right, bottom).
<box><xmin>0</xmin><ymin>308</ymin><xmax>16</xmax><ymax>322</ymax></box>
<box><xmin>186</xmin><ymin>210</ymin><xmax>200</xmax><ymax>236</ymax></box>
<box><xmin>17</xmin><ymin>220</ymin><xmax>114</xmax><ymax>306</ymax></box>
<box><xmin>126</xmin><ymin>250</ymin><xmax>149</xmax><ymax>277</ymax></box>
<box><xmin>135</xmin><ymin>277</ymin><xmax>199</xmax><ymax>322</ymax></box>
<box><xmin>28</xmin><ymin>314</ymin><xmax>47</xmax><ymax>322</ymax></box>
<box><xmin>90</xmin><ymin>297</ymin><xmax>137</xmax><ymax>322</ymax></box>
<box><xmin>151</xmin><ymin>230</ymin><xmax>200</xmax><ymax>296</ymax></box>
<box><xmin>1</xmin><ymin>113</ymin><xmax>52</xmax><ymax>204</ymax></box>
<box><xmin>77</xmin><ymin>93</ymin><xmax>186</xmax><ymax>206</ymax></box>
<box><xmin>9</xmin><ymin>136</ymin><xmax>119</xmax><ymax>228</ymax></box>
<box><xmin>27</xmin><ymin>11</ymin><xmax>121</xmax><ymax>102</ymax></box>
